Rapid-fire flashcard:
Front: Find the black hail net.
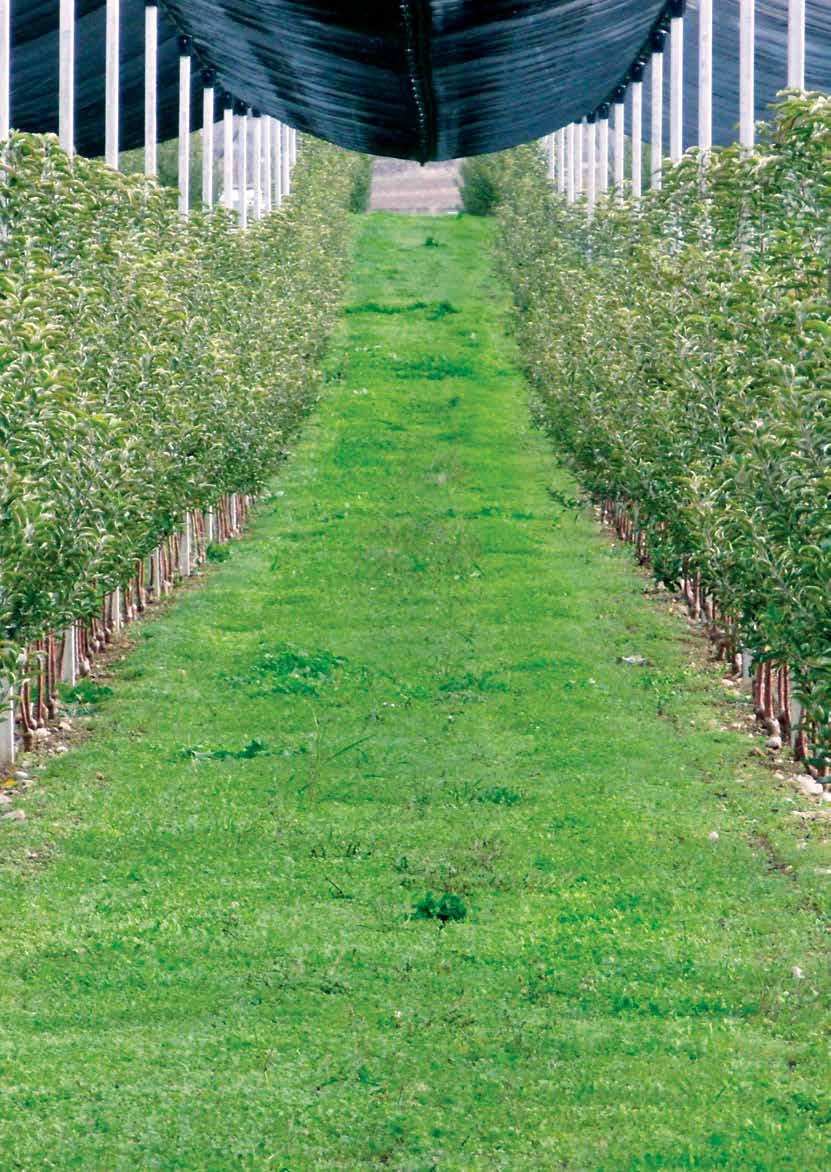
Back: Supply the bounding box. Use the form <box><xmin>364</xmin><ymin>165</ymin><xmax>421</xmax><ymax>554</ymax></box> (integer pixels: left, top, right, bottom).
<box><xmin>9</xmin><ymin>0</ymin><xmax>831</xmax><ymax>161</ymax></box>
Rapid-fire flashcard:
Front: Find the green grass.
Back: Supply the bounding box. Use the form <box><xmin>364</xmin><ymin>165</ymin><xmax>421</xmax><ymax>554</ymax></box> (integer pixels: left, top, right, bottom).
<box><xmin>1</xmin><ymin>212</ymin><xmax>830</xmax><ymax>1169</ymax></box>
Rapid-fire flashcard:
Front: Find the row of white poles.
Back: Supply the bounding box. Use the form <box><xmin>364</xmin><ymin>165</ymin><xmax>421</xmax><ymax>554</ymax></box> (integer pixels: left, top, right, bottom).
<box><xmin>0</xmin><ymin>0</ymin><xmax>299</xmax><ymax>222</ymax></box>
<box><xmin>549</xmin><ymin>0</ymin><xmax>809</xmax><ymax>207</ymax></box>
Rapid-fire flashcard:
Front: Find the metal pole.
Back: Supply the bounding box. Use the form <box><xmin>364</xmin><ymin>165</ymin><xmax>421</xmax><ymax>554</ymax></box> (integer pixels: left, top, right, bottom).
<box><xmin>222</xmin><ymin>93</ymin><xmax>233</xmax><ymax>208</ymax></box>
<box><xmin>263</xmin><ymin>114</ymin><xmax>272</xmax><ymax>212</ymax></box>
<box><xmin>59</xmin><ymin>0</ymin><xmax>75</xmax><ymax>154</ymax></box>
<box><xmin>698</xmin><ymin>0</ymin><xmax>713</xmax><ymax>152</ymax></box>
<box><xmin>556</xmin><ymin>127</ymin><xmax>566</xmax><ymax>195</ymax></box>
<box><xmin>566</xmin><ymin>121</ymin><xmax>575</xmax><ymax>204</ymax></box>
<box><xmin>651</xmin><ymin>30</ymin><xmax>665</xmax><ymax>189</ymax></box>
<box><xmin>144</xmin><ymin>0</ymin><xmax>157</xmax><ymax>175</ymax></box>
<box><xmin>670</xmin><ymin>2</ymin><xmax>685</xmax><ymax>165</ymax></box>
<box><xmin>252</xmin><ymin>110</ymin><xmax>262</xmax><ymax>220</ymax></box>
<box><xmin>598</xmin><ymin>105</ymin><xmax>609</xmax><ymax>195</ymax></box>
<box><xmin>105</xmin><ymin>0</ymin><xmax>119</xmax><ymax>168</ymax></box>
<box><xmin>740</xmin><ymin>0</ymin><xmax>755</xmax><ymax>153</ymax></box>
<box><xmin>630</xmin><ymin>63</ymin><xmax>644</xmax><ymax>200</ymax></box>
<box><xmin>177</xmin><ymin>37</ymin><xmax>191</xmax><ymax>216</ymax></box>
<box><xmin>586</xmin><ymin>116</ymin><xmax>596</xmax><ymax>217</ymax></box>
<box><xmin>788</xmin><ymin>0</ymin><xmax>805</xmax><ymax>90</ymax></box>
<box><xmin>0</xmin><ymin>0</ymin><xmax>9</xmax><ymax>140</ymax></box>
<box><xmin>613</xmin><ymin>88</ymin><xmax>625</xmax><ymax>202</ymax></box>
<box><xmin>202</xmin><ymin>70</ymin><xmax>215</xmax><ymax>208</ymax></box>
<box><xmin>236</xmin><ymin>100</ymin><xmax>248</xmax><ymax>227</ymax></box>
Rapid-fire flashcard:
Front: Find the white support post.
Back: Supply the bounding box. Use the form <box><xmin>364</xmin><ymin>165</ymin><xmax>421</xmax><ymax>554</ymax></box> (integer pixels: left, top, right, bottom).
<box><xmin>566</xmin><ymin>121</ymin><xmax>575</xmax><ymax>204</ymax></box>
<box><xmin>105</xmin><ymin>0</ymin><xmax>120</xmax><ymax>168</ymax></box>
<box><xmin>180</xmin><ymin>513</ymin><xmax>192</xmax><ymax>577</ymax></box>
<box><xmin>222</xmin><ymin>95</ymin><xmax>233</xmax><ymax>209</ymax></box>
<box><xmin>281</xmin><ymin>121</ymin><xmax>291</xmax><ymax>197</ymax></box>
<box><xmin>670</xmin><ymin>4</ymin><xmax>684</xmax><ymax>165</ymax></box>
<box><xmin>740</xmin><ymin>0</ymin><xmax>755</xmax><ymax>153</ymax></box>
<box><xmin>177</xmin><ymin>37</ymin><xmax>191</xmax><ymax>216</ymax></box>
<box><xmin>61</xmin><ymin>624</ymin><xmax>77</xmax><ymax>686</ymax></box>
<box><xmin>598</xmin><ymin>108</ymin><xmax>609</xmax><ymax>195</ymax></box>
<box><xmin>111</xmin><ymin>587</ymin><xmax>122</xmax><ymax>633</ymax></box>
<box><xmin>789</xmin><ymin>696</ymin><xmax>803</xmax><ymax>748</ymax></box>
<box><xmin>290</xmin><ymin>126</ymin><xmax>297</xmax><ymax>166</ymax></box>
<box><xmin>263</xmin><ymin>115</ymin><xmax>272</xmax><ymax>212</ymax></box>
<box><xmin>202</xmin><ymin>71</ymin><xmax>215</xmax><ymax>208</ymax></box>
<box><xmin>144</xmin><ymin>0</ymin><xmax>157</xmax><ymax>175</ymax></box>
<box><xmin>788</xmin><ymin>0</ymin><xmax>805</xmax><ymax>90</ymax></box>
<box><xmin>237</xmin><ymin>103</ymin><xmax>248</xmax><ymax>227</ymax></box>
<box><xmin>698</xmin><ymin>0</ymin><xmax>713</xmax><ymax>153</ymax></box>
<box><xmin>585</xmin><ymin>117</ymin><xmax>596</xmax><ymax>218</ymax></box>
<box><xmin>613</xmin><ymin>92</ymin><xmax>625</xmax><ymax>202</ymax></box>
<box><xmin>0</xmin><ymin>0</ymin><xmax>9</xmax><ymax>140</ymax></box>
<box><xmin>575</xmin><ymin>119</ymin><xmax>583</xmax><ymax>199</ymax></box>
<box><xmin>650</xmin><ymin>32</ymin><xmax>665</xmax><ymax>189</ymax></box>
<box><xmin>206</xmin><ymin>507</ymin><xmax>216</xmax><ymax>544</ymax></box>
<box><xmin>273</xmin><ymin>117</ymin><xmax>283</xmax><ymax>205</ymax></box>
<box><xmin>151</xmin><ymin>548</ymin><xmax>162</xmax><ymax>600</ymax></box>
<box><xmin>630</xmin><ymin>64</ymin><xmax>644</xmax><ymax>201</ymax></box>
<box><xmin>59</xmin><ymin>0</ymin><xmax>75</xmax><ymax>154</ymax></box>
<box><xmin>556</xmin><ymin>128</ymin><xmax>565</xmax><ymax>195</ymax></box>
<box><xmin>252</xmin><ymin>111</ymin><xmax>262</xmax><ymax>220</ymax></box>
<box><xmin>0</xmin><ymin>680</ymin><xmax>14</xmax><ymax>767</ymax></box>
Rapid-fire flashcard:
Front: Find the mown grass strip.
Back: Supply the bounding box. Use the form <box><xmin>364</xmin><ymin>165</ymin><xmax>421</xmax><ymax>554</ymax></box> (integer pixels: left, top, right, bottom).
<box><xmin>0</xmin><ymin>212</ymin><xmax>829</xmax><ymax>1168</ymax></box>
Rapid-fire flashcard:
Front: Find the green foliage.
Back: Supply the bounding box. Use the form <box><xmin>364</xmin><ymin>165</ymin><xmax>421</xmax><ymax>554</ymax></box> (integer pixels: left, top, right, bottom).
<box><xmin>0</xmin><ymin>133</ymin><xmax>363</xmax><ymax>681</ymax></box>
<box><xmin>460</xmin><ymin>154</ymin><xmax>502</xmax><ymax>215</ymax></box>
<box><xmin>119</xmin><ymin>131</ymin><xmax>213</xmax><ymax>208</ymax></box>
<box><xmin>488</xmin><ymin>94</ymin><xmax>831</xmax><ymax>762</ymax></box>
<box><xmin>347</xmin><ymin>154</ymin><xmax>374</xmax><ymax>213</ymax></box>
<box><xmin>179</xmin><ymin>738</ymin><xmax>270</xmax><ymax>762</ymax></box>
<box><xmin>412</xmin><ymin>891</ymin><xmax>468</xmax><ymax>923</ymax></box>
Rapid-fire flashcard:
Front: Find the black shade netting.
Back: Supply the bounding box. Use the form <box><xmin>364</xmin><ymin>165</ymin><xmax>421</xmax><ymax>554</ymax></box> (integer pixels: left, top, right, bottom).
<box><xmin>8</xmin><ymin>1</ymin><xmax>831</xmax><ymax>162</ymax></box>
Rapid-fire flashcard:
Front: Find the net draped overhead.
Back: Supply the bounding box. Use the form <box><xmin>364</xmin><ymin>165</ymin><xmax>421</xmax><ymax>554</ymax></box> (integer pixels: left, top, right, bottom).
<box><xmin>8</xmin><ymin>1</ymin><xmax>831</xmax><ymax>161</ymax></box>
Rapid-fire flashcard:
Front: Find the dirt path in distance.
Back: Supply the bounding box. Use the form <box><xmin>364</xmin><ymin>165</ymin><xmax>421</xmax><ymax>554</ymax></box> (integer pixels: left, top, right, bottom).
<box><xmin>369</xmin><ymin>157</ymin><xmax>460</xmax><ymax>214</ymax></box>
